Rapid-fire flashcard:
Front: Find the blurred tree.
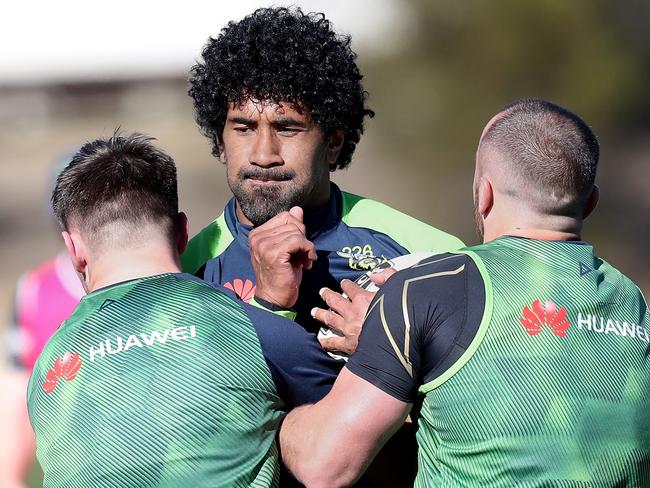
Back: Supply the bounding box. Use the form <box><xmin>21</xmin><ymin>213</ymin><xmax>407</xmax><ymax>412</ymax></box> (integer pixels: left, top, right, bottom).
<box><xmin>366</xmin><ymin>0</ymin><xmax>649</xmax><ymax>160</ymax></box>
<box><xmin>356</xmin><ymin>0</ymin><xmax>650</xmax><ymax>289</ymax></box>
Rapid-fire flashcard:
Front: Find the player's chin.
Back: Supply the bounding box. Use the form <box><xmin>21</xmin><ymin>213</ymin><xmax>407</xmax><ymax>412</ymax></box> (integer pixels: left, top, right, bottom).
<box><xmin>242</xmin><ymin>198</ymin><xmax>293</xmax><ymax>226</ymax></box>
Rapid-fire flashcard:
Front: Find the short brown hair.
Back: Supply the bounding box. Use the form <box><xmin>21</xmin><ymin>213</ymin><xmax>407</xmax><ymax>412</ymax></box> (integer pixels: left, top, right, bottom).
<box><xmin>52</xmin><ymin>132</ymin><xmax>178</xmax><ymax>241</ymax></box>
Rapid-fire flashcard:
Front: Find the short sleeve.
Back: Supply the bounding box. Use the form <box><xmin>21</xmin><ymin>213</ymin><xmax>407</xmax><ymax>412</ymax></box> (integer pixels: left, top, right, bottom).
<box><xmin>346</xmin><ymin>253</ymin><xmax>485</xmax><ymax>402</ymax></box>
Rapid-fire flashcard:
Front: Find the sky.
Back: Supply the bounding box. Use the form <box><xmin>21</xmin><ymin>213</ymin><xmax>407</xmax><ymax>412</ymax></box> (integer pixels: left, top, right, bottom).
<box><xmin>1</xmin><ymin>0</ymin><xmax>407</xmax><ymax>84</ymax></box>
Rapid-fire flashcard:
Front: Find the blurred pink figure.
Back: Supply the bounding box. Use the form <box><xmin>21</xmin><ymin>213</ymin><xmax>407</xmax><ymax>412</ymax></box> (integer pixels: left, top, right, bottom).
<box><xmin>1</xmin><ymin>154</ymin><xmax>83</xmax><ymax>488</ymax></box>
<box><xmin>13</xmin><ymin>251</ymin><xmax>84</xmax><ymax>370</ymax></box>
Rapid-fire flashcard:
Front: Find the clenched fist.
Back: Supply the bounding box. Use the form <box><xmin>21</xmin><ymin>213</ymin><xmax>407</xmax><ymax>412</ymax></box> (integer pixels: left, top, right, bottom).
<box><xmin>249</xmin><ymin>206</ymin><xmax>318</xmax><ymax>309</ymax></box>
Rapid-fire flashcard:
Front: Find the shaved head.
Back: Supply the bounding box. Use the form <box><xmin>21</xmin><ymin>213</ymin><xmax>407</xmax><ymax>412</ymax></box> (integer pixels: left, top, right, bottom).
<box><xmin>477</xmin><ymin>99</ymin><xmax>599</xmax><ymax>217</ymax></box>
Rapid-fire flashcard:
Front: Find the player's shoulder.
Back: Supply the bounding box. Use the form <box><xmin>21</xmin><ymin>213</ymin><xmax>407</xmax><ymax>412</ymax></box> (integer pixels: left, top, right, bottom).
<box><xmin>181</xmin><ymin>211</ymin><xmax>233</xmax><ymax>274</ymax></box>
<box><xmin>388</xmin><ymin>252</ymin><xmax>477</xmax><ymax>283</ymax></box>
<box><xmin>340</xmin><ymin>189</ymin><xmax>419</xmax><ymax>225</ymax></box>
<box><xmin>594</xmin><ymin>255</ymin><xmax>650</xmax><ymax>311</ymax></box>
<box><xmin>377</xmin><ymin>252</ymin><xmax>485</xmax><ymax>313</ymax></box>
<box><xmin>339</xmin><ymin>189</ymin><xmax>464</xmax><ymax>252</ymax></box>
<box><xmin>167</xmin><ymin>275</ymin><xmax>290</xmax><ymax>337</ymax></box>
<box><xmin>240</xmin><ymin>300</ymin><xmax>311</xmax><ymax>341</ymax></box>
<box><xmin>239</xmin><ymin>299</ymin><xmax>340</xmax><ymax>368</ymax></box>
<box><xmin>27</xmin><ymin>319</ymin><xmax>70</xmax><ymax>399</ymax></box>
<box><xmin>164</xmin><ymin>273</ymin><xmax>241</xmax><ymax>307</ymax></box>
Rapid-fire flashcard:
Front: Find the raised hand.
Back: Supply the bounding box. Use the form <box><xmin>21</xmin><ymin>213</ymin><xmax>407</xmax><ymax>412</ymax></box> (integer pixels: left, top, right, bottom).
<box><xmin>249</xmin><ymin>206</ymin><xmax>317</xmax><ymax>309</ymax></box>
<box><xmin>314</xmin><ymin>267</ymin><xmax>396</xmax><ymax>355</ymax></box>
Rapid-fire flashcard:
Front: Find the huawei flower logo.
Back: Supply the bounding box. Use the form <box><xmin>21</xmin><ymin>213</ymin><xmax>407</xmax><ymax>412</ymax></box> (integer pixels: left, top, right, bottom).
<box><xmin>520</xmin><ymin>300</ymin><xmax>571</xmax><ymax>337</ymax></box>
<box><xmin>43</xmin><ymin>352</ymin><xmax>82</xmax><ymax>394</ymax></box>
<box><xmin>224</xmin><ymin>279</ymin><xmax>256</xmax><ymax>303</ymax></box>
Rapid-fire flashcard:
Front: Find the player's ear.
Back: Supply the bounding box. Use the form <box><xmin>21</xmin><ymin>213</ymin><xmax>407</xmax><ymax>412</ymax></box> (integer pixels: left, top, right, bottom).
<box><xmin>217</xmin><ymin>136</ymin><xmax>227</xmax><ymax>164</ymax></box>
<box><xmin>477</xmin><ymin>176</ymin><xmax>493</xmax><ymax>219</ymax></box>
<box><xmin>175</xmin><ymin>212</ymin><xmax>189</xmax><ymax>255</ymax></box>
<box><xmin>62</xmin><ymin>231</ymin><xmax>87</xmax><ymax>275</ymax></box>
<box><xmin>582</xmin><ymin>184</ymin><xmax>599</xmax><ymax>220</ymax></box>
<box><xmin>325</xmin><ymin>129</ymin><xmax>344</xmax><ymax>166</ymax></box>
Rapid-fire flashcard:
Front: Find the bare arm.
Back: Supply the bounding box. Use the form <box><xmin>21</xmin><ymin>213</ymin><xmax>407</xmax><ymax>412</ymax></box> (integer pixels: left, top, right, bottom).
<box><xmin>280</xmin><ymin>367</ymin><xmax>410</xmax><ymax>488</ymax></box>
<box><xmin>0</xmin><ymin>368</ymin><xmax>35</xmax><ymax>488</ymax></box>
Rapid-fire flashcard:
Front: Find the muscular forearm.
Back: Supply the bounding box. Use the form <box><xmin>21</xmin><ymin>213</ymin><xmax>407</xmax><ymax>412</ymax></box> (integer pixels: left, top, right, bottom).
<box><xmin>279</xmin><ymin>369</ymin><xmax>410</xmax><ymax>487</ymax></box>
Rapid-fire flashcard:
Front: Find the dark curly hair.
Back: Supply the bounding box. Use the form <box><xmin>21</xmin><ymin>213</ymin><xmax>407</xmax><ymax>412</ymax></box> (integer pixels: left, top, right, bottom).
<box><xmin>188</xmin><ymin>7</ymin><xmax>374</xmax><ymax>170</ymax></box>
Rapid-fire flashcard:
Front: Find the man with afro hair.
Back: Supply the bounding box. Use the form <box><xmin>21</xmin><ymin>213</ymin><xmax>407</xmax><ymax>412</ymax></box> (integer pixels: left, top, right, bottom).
<box><xmin>184</xmin><ymin>7</ymin><xmax>463</xmax><ymax>344</ymax></box>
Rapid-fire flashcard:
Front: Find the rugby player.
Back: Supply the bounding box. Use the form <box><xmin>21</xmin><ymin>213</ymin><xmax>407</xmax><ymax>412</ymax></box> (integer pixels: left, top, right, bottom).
<box><xmin>1</xmin><ymin>251</ymin><xmax>83</xmax><ymax>487</ymax></box>
<box><xmin>183</xmin><ymin>7</ymin><xmax>463</xmax><ymax>337</ymax></box>
<box><xmin>27</xmin><ymin>133</ymin><xmax>341</xmax><ymax>487</ymax></box>
<box><xmin>1</xmin><ymin>155</ymin><xmax>84</xmax><ymax>488</ymax></box>
<box><xmin>279</xmin><ymin>99</ymin><xmax>650</xmax><ymax>487</ymax></box>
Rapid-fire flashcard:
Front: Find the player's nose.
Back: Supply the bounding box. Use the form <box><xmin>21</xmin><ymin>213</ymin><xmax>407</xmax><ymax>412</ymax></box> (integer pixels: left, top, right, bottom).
<box><xmin>249</xmin><ymin>129</ymin><xmax>283</xmax><ymax>167</ymax></box>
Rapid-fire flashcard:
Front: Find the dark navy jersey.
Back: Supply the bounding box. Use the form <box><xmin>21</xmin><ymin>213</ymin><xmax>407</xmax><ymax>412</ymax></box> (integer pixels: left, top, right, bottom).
<box><xmin>183</xmin><ymin>184</ymin><xmax>464</xmax><ymax>333</ymax></box>
<box><xmin>240</xmin><ymin>296</ymin><xmax>341</xmax><ymax>407</ymax></box>
<box><xmin>180</xmin><ymin>274</ymin><xmax>341</xmax><ymax>408</ymax></box>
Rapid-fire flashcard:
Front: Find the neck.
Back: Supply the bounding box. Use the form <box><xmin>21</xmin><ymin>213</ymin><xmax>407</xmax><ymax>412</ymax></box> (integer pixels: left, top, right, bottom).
<box><xmin>487</xmin><ymin>227</ymin><xmax>581</xmax><ymax>242</ymax></box>
<box><xmin>483</xmin><ymin>219</ymin><xmax>582</xmax><ymax>243</ymax></box>
<box><xmin>86</xmin><ymin>244</ymin><xmax>181</xmax><ymax>292</ymax></box>
<box><xmin>481</xmin><ymin>197</ymin><xmax>585</xmax><ymax>243</ymax></box>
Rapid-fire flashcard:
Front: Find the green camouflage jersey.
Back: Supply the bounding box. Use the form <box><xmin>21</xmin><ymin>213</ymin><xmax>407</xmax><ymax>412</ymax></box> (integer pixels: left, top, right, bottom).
<box><xmin>27</xmin><ymin>273</ymin><xmax>341</xmax><ymax>488</ymax></box>
<box><xmin>348</xmin><ymin>237</ymin><xmax>650</xmax><ymax>486</ymax></box>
